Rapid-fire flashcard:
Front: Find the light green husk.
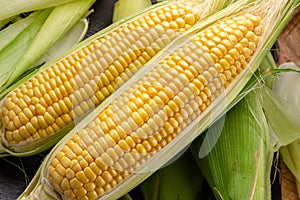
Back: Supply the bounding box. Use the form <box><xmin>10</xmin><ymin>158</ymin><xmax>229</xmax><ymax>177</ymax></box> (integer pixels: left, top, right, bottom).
<box><xmin>265</xmin><ymin>62</ymin><xmax>300</xmax><ymax>197</ymax></box>
<box><xmin>113</xmin><ymin>0</ymin><xmax>152</xmax><ymax>23</ymax></box>
<box><xmin>17</xmin><ymin>0</ymin><xmax>298</xmax><ymax>199</ymax></box>
<box><xmin>190</xmin><ymin>90</ymin><xmax>273</xmax><ymax>200</ymax></box>
<box><xmin>0</xmin><ymin>9</ymin><xmax>51</xmax><ymax>90</ymax></box>
<box><xmin>0</xmin><ymin>0</ymin><xmax>96</xmax><ymax>93</ymax></box>
<box><xmin>0</xmin><ymin>0</ymin><xmax>82</xmax><ymax>21</ymax></box>
<box><xmin>0</xmin><ymin>12</ymin><xmax>40</xmax><ymax>50</ymax></box>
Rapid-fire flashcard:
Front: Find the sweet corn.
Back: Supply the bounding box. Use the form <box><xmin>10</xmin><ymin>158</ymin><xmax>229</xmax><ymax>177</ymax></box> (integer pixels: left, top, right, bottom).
<box><xmin>18</xmin><ymin>0</ymin><xmax>298</xmax><ymax>198</ymax></box>
<box><xmin>0</xmin><ymin>0</ymin><xmax>206</xmax><ymax>155</ymax></box>
<box><xmin>45</xmin><ymin>13</ymin><xmax>263</xmax><ymax>199</ymax></box>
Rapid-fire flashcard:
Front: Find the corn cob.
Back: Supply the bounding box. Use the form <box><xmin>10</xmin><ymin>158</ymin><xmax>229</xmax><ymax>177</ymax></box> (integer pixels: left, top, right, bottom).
<box><xmin>22</xmin><ymin>9</ymin><xmax>265</xmax><ymax>200</ymax></box>
<box><xmin>19</xmin><ymin>0</ymin><xmax>295</xmax><ymax>199</ymax></box>
<box><xmin>0</xmin><ymin>0</ymin><xmax>208</xmax><ymax>156</ymax></box>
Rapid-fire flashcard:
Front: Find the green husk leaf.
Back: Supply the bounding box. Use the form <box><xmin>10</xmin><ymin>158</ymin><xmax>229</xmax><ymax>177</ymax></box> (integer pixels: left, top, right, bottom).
<box><xmin>190</xmin><ymin>91</ymin><xmax>273</xmax><ymax>200</ymax></box>
<box><xmin>1</xmin><ymin>0</ymin><xmax>95</xmax><ymax>89</ymax></box>
<box><xmin>113</xmin><ymin>0</ymin><xmax>152</xmax><ymax>23</ymax></box>
<box><xmin>0</xmin><ymin>9</ymin><xmax>51</xmax><ymax>89</ymax></box>
<box><xmin>32</xmin><ymin>18</ymin><xmax>89</xmax><ymax>70</ymax></box>
<box><xmin>0</xmin><ymin>12</ymin><xmax>40</xmax><ymax>50</ymax></box>
<box><xmin>268</xmin><ymin>62</ymin><xmax>300</xmax><ymax>196</ymax></box>
<box><xmin>258</xmin><ymin>84</ymin><xmax>300</xmax><ymax>148</ymax></box>
<box><xmin>0</xmin><ymin>0</ymin><xmax>80</xmax><ymax>21</ymax></box>
<box><xmin>140</xmin><ymin>150</ymin><xmax>203</xmax><ymax>200</ymax></box>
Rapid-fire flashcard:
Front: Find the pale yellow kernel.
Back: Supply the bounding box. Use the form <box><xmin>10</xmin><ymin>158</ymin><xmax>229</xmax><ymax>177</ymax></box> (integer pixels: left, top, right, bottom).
<box><xmin>12</xmin><ymin>130</ymin><xmax>24</xmax><ymax>142</ymax></box>
<box><xmin>118</xmin><ymin>140</ymin><xmax>130</xmax><ymax>152</ymax></box>
<box><xmin>53</xmin><ymin>88</ymin><xmax>63</xmax><ymax>100</ymax></box>
<box><xmin>228</xmin><ymin>48</ymin><xmax>239</xmax><ymax>59</ymax></box>
<box><xmin>12</xmin><ymin>116</ymin><xmax>22</xmax><ymax>128</ymax></box>
<box><xmin>64</xmin><ymin>81</ymin><xmax>74</xmax><ymax>94</ymax></box>
<box><xmin>36</xmin><ymin>103</ymin><xmax>46</xmax><ymax>115</ymax></box>
<box><xmin>4</xmin><ymin>100</ymin><xmax>15</xmax><ymax>111</ymax></box>
<box><xmin>18</xmin><ymin>126</ymin><xmax>30</xmax><ymax>138</ymax></box>
<box><xmin>30</xmin><ymin>116</ymin><xmax>40</xmax><ymax>129</ymax></box>
<box><xmin>101</xmin><ymin>152</ymin><xmax>113</xmax><ymax>167</ymax></box>
<box><xmin>76</xmin><ymin>171</ymin><xmax>89</xmax><ymax>184</ymax></box>
<box><xmin>63</xmin><ymin>189</ymin><xmax>76</xmax><ymax>199</ymax></box>
<box><xmin>78</xmin><ymin>155</ymin><xmax>89</xmax><ymax>169</ymax></box>
<box><xmin>65</xmin><ymin>168</ymin><xmax>75</xmax><ymax>180</ymax></box>
<box><xmin>85</xmin><ymin>182</ymin><xmax>96</xmax><ymax>193</ymax></box>
<box><xmin>44</xmin><ymin>112</ymin><xmax>55</xmax><ymax>125</ymax></box>
<box><xmin>73</xmin><ymin>187</ymin><xmax>87</xmax><ymax>198</ymax></box>
<box><xmin>60</xmin><ymin>178</ymin><xmax>71</xmax><ymax>191</ymax></box>
<box><xmin>235</xmin><ymin>43</ymin><xmax>244</xmax><ymax>54</ymax></box>
<box><xmin>124</xmin><ymin>152</ymin><xmax>136</xmax><ymax>166</ymax></box>
<box><xmin>45</xmin><ymin>126</ymin><xmax>55</xmax><ymax>134</ymax></box>
<box><xmin>43</xmin><ymin>94</ymin><xmax>53</xmax><ymax>105</ymax></box>
<box><xmin>184</xmin><ymin>13</ymin><xmax>196</xmax><ymax>25</ymax></box>
<box><xmin>19</xmin><ymin>112</ymin><xmax>29</xmax><ymax>124</ymax></box>
<box><xmin>16</xmin><ymin>99</ymin><xmax>27</xmax><ymax>109</ymax></box>
<box><xmin>89</xmin><ymin>162</ymin><xmax>101</xmax><ymax>176</ymax></box>
<box><xmin>47</xmin><ymin>107</ymin><xmax>58</xmax><ymax>119</ymax></box>
<box><xmin>102</xmin><ymin>171</ymin><xmax>113</xmax><ymax>183</ymax></box>
<box><xmin>95</xmin><ymin>176</ymin><xmax>106</xmax><ymax>188</ymax></box>
<box><xmin>25</xmin><ymin>122</ymin><xmax>37</xmax><ymax>134</ymax></box>
<box><xmin>8</xmin><ymin>110</ymin><xmax>16</xmax><ymax>121</ymax></box>
<box><xmin>51</xmin><ymin>170</ymin><xmax>63</xmax><ymax>185</ymax></box>
<box><xmin>125</xmin><ymin>136</ymin><xmax>136</xmax><ymax>148</ymax></box>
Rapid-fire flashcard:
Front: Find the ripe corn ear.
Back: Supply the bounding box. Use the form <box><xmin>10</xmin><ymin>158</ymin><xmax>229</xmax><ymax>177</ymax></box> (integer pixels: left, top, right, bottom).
<box><xmin>0</xmin><ymin>0</ymin><xmax>216</xmax><ymax>156</ymax></box>
<box><xmin>44</xmin><ymin>13</ymin><xmax>264</xmax><ymax>199</ymax></box>
<box><xmin>18</xmin><ymin>0</ymin><xmax>298</xmax><ymax>199</ymax></box>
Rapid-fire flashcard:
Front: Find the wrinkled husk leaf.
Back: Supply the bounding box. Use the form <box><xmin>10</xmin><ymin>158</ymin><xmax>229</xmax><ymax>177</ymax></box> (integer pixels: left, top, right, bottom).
<box><xmin>190</xmin><ymin>91</ymin><xmax>273</xmax><ymax>200</ymax></box>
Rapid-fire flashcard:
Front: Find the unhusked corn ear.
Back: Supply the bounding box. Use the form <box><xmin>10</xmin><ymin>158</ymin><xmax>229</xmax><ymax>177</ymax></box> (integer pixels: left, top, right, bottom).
<box><xmin>0</xmin><ymin>0</ymin><xmax>202</xmax><ymax>152</ymax></box>
<box><xmin>47</xmin><ymin>13</ymin><xmax>263</xmax><ymax>199</ymax></box>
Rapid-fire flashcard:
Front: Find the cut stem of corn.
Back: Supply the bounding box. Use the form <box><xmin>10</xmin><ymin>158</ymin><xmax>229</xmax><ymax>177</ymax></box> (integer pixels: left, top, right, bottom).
<box><xmin>17</xmin><ymin>0</ymin><xmax>298</xmax><ymax>199</ymax></box>
<box><xmin>0</xmin><ymin>0</ymin><xmax>227</xmax><ymax>157</ymax></box>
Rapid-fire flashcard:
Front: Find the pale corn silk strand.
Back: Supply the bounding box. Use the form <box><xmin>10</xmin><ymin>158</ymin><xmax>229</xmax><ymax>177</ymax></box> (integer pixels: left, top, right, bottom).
<box><xmin>46</xmin><ymin>13</ymin><xmax>264</xmax><ymax>199</ymax></box>
<box><xmin>0</xmin><ymin>1</ymin><xmax>203</xmax><ymax>149</ymax></box>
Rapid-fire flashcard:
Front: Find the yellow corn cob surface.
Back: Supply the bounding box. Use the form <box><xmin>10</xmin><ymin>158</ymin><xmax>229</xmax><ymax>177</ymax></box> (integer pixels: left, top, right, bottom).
<box><xmin>46</xmin><ymin>13</ymin><xmax>263</xmax><ymax>199</ymax></box>
<box><xmin>0</xmin><ymin>0</ymin><xmax>202</xmax><ymax>151</ymax></box>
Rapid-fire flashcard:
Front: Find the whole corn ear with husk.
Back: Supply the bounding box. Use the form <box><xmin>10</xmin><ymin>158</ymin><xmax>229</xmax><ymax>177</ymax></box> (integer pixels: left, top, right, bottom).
<box><xmin>0</xmin><ymin>0</ymin><xmax>231</xmax><ymax>157</ymax></box>
<box><xmin>190</xmin><ymin>90</ymin><xmax>273</xmax><ymax>200</ymax></box>
<box><xmin>17</xmin><ymin>0</ymin><xmax>297</xmax><ymax>199</ymax></box>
